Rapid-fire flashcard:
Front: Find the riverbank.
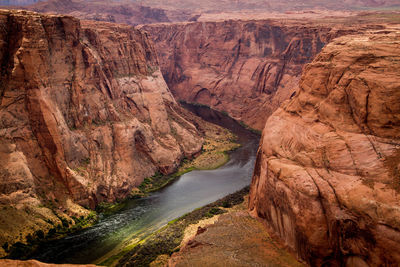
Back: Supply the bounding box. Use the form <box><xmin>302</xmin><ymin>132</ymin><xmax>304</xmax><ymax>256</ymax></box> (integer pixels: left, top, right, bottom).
<box><xmin>3</xmin><ymin>116</ymin><xmax>239</xmax><ymax>262</ymax></box>
<box><xmin>14</xmin><ymin>104</ymin><xmax>259</xmax><ymax>265</ymax></box>
<box><xmin>169</xmin><ymin>199</ymin><xmax>305</xmax><ymax>267</ymax></box>
<box><xmin>111</xmin><ymin>187</ymin><xmax>305</xmax><ymax>267</ymax></box>
<box><xmin>102</xmin><ymin>187</ymin><xmax>250</xmax><ymax>266</ymax></box>
<box><xmin>130</xmin><ymin>120</ymin><xmax>240</xmax><ymax>198</ymax></box>
<box><xmin>4</xmin><ymin>212</ymin><xmax>97</xmax><ymax>260</ymax></box>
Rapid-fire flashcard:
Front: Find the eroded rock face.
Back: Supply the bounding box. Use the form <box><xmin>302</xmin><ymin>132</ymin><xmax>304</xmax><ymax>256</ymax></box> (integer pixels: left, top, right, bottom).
<box><xmin>129</xmin><ymin>0</ymin><xmax>400</xmax><ymax>14</ymax></box>
<box><xmin>0</xmin><ymin>9</ymin><xmax>203</xmax><ymax>250</ymax></box>
<box><xmin>169</xmin><ymin>210</ymin><xmax>304</xmax><ymax>267</ymax></box>
<box><xmin>3</xmin><ymin>0</ymin><xmax>170</xmax><ymax>25</ymax></box>
<box><xmin>249</xmin><ymin>31</ymin><xmax>400</xmax><ymax>266</ymax></box>
<box><xmin>144</xmin><ymin>20</ymin><xmax>361</xmax><ymax>130</ymax></box>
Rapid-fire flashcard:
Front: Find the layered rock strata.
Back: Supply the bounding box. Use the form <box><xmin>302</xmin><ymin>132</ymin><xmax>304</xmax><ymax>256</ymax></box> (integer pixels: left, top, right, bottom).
<box><xmin>143</xmin><ymin>20</ymin><xmax>363</xmax><ymax>130</ymax></box>
<box><xmin>130</xmin><ymin>0</ymin><xmax>400</xmax><ymax>14</ymax></box>
<box><xmin>3</xmin><ymin>0</ymin><xmax>170</xmax><ymax>25</ymax></box>
<box><xmin>249</xmin><ymin>31</ymin><xmax>400</xmax><ymax>266</ymax></box>
<box><xmin>0</xmin><ymin>9</ymin><xmax>203</xmax><ymax>252</ymax></box>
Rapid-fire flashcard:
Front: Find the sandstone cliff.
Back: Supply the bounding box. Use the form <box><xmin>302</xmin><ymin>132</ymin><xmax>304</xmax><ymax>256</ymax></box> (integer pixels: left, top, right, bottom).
<box><xmin>0</xmin><ymin>9</ymin><xmax>204</xmax><ymax>253</ymax></box>
<box><xmin>136</xmin><ymin>0</ymin><xmax>400</xmax><ymax>13</ymax></box>
<box><xmin>5</xmin><ymin>0</ymin><xmax>400</xmax><ymax>24</ymax></box>
<box><xmin>249</xmin><ymin>31</ymin><xmax>400</xmax><ymax>266</ymax></box>
<box><xmin>144</xmin><ymin>20</ymin><xmax>362</xmax><ymax>130</ymax></box>
<box><xmin>3</xmin><ymin>0</ymin><xmax>170</xmax><ymax>25</ymax></box>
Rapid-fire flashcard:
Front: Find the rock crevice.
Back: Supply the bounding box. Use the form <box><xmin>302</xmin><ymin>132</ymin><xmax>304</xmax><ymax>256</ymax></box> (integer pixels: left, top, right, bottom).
<box><xmin>144</xmin><ymin>20</ymin><xmax>363</xmax><ymax>130</ymax></box>
<box><xmin>0</xmin><ymin>9</ymin><xmax>204</xmax><ymax>251</ymax></box>
<box><xmin>249</xmin><ymin>31</ymin><xmax>400</xmax><ymax>266</ymax></box>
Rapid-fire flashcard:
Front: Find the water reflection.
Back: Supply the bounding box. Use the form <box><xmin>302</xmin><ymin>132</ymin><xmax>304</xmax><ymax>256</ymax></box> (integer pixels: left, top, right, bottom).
<box><xmin>31</xmin><ymin>104</ymin><xmax>260</xmax><ymax>264</ymax></box>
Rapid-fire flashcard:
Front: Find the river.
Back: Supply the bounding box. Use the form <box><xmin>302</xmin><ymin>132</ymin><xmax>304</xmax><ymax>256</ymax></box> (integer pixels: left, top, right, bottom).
<box><xmin>31</xmin><ymin>104</ymin><xmax>260</xmax><ymax>264</ymax></box>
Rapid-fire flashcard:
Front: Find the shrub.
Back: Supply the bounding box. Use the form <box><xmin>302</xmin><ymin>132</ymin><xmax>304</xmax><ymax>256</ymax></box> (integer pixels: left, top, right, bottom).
<box><xmin>2</xmin><ymin>242</ymin><xmax>9</xmax><ymax>252</ymax></box>
<box><xmin>26</xmin><ymin>234</ymin><xmax>34</xmax><ymax>244</ymax></box>
<box><xmin>8</xmin><ymin>242</ymin><xmax>30</xmax><ymax>259</ymax></box>
<box><xmin>35</xmin><ymin>230</ymin><xmax>45</xmax><ymax>239</ymax></box>
<box><xmin>61</xmin><ymin>218</ymin><xmax>69</xmax><ymax>228</ymax></box>
<box><xmin>47</xmin><ymin>228</ymin><xmax>56</xmax><ymax>237</ymax></box>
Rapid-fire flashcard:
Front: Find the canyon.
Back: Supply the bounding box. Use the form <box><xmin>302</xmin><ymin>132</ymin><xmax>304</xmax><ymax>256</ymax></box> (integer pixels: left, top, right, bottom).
<box><xmin>132</xmin><ymin>0</ymin><xmax>400</xmax><ymax>14</ymax></box>
<box><xmin>0</xmin><ymin>1</ymin><xmax>399</xmax><ymax>267</ymax></box>
<box><xmin>5</xmin><ymin>0</ymin><xmax>400</xmax><ymax>25</ymax></box>
<box><xmin>143</xmin><ymin>20</ymin><xmax>345</xmax><ymax>130</ymax></box>
<box><xmin>0</xmin><ymin>9</ymin><xmax>217</xmax><ymax>255</ymax></box>
<box><xmin>5</xmin><ymin>0</ymin><xmax>400</xmax><ymax>132</ymax></box>
<box><xmin>249</xmin><ymin>30</ymin><xmax>400</xmax><ymax>265</ymax></box>
<box><xmin>3</xmin><ymin>0</ymin><xmax>171</xmax><ymax>25</ymax></box>
<box><xmin>144</xmin><ymin>15</ymin><xmax>399</xmax><ymax>130</ymax></box>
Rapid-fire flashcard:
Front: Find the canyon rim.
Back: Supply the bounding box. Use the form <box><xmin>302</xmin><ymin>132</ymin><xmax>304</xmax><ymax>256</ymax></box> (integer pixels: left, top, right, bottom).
<box><xmin>0</xmin><ymin>1</ymin><xmax>399</xmax><ymax>266</ymax></box>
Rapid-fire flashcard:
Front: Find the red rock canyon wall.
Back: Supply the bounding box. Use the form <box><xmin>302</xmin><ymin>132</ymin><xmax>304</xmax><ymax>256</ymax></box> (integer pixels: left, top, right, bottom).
<box><xmin>249</xmin><ymin>31</ymin><xmax>400</xmax><ymax>266</ymax></box>
<box><xmin>144</xmin><ymin>20</ymin><xmax>360</xmax><ymax>130</ymax></box>
<box><xmin>0</xmin><ymin>9</ymin><xmax>203</xmax><ymax>251</ymax></box>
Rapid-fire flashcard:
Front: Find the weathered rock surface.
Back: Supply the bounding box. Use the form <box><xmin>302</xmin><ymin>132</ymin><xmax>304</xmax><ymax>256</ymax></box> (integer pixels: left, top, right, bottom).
<box><xmin>0</xmin><ymin>9</ymin><xmax>204</xmax><ymax>253</ymax></box>
<box><xmin>5</xmin><ymin>0</ymin><xmax>400</xmax><ymax>23</ymax></box>
<box><xmin>3</xmin><ymin>0</ymin><xmax>170</xmax><ymax>25</ymax></box>
<box><xmin>249</xmin><ymin>31</ymin><xmax>400</xmax><ymax>266</ymax></box>
<box><xmin>144</xmin><ymin>20</ymin><xmax>364</xmax><ymax>130</ymax></box>
<box><xmin>132</xmin><ymin>0</ymin><xmax>400</xmax><ymax>14</ymax></box>
<box><xmin>169</xmin><ymin>206</ymin><xmax>304</xmax><ymax>267</ymax></box>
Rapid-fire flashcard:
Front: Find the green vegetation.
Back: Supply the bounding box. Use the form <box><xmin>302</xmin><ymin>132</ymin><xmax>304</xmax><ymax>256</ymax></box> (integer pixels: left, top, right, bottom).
<box><xmin>2</xmin><ymin>242</ymin><xmax>8</xmax><ymax>253</ymax></box>
<box><xmin>5</xmin><ymin>212</ymin><xmax>97</xmax><ymax>260</ymax></box>
<box><xmin>108</xmin><ymin>186</ymin><xmax>249</xmax><ymax>267</ymax></box>
<box><xmin>178</xmin><ymin>100</ymin><xmax>210</xmax><ymax>109</ymax></box>
<box><xmin>131</xmin><ymin>168</ymin><xmax>196</xmax><ymax>198</ymax></box>
<box><xmin>132</xmin><ymin>121</ymin><xmax>240</xmax><ymax>199</ymax></box>
<box><xmin>96</xmin><ymin>202</ymin><xmax>127</xmax><ymax>216</ymax></box>
<box><xmin>239</xmin><ymin>120</ymin><xmax>262</xmax><ymax>135</ymax></box>
<box><xmin>131</xmin><ymin>148</ymin><xmax>237</xmax><ymax>199</ymax></box>
<box><xmin>146</xmin><ymin>64</ymin><xmax>159</xmax><ymax>76</ymax></box>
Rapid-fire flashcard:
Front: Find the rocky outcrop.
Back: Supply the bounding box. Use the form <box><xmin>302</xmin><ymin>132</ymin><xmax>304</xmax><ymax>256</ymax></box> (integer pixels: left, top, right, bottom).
<box><xmin>144</xmin><ymin>20</ymin><xmax>363</xmax><ymax>130</ymax></box>
<box><xmin>0</xmin><ymin>9</ymin><xmax>203</xmax><ymax>253</ymax></box>
<box><xmin>169</xmin><ymin>209</ymin><xmax>304</xmax><ymax>267</ymax></box>
<box><xmin>4</xmin><ymin>0</ymin><xmax>170</xmax><ymax>25</ymax></box>
<box><xmin>110</xmin><ymin>0</ymin><xmax>400</xmax><ymax>17</ymax></box>
<box><xmin>6</xmin><ymin>0</ymin><xmax>400</xmax><ymax>23</ymax></box>
<box><xmin>249</xmin><ymin>31</ymin><xmax>400</xmax><ymax>266</ymax></box>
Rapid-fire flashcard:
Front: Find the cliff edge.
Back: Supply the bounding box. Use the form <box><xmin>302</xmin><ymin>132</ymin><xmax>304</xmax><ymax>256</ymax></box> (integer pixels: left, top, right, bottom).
<box><xmin>249</xmin><ymin>30</ymin><xmax>400</xmax><ymax>266</ymax></box>
<box><xmin>0</xmin><ymin>9</ymin><xmax>203</xmax><ymax>254</ymax></box>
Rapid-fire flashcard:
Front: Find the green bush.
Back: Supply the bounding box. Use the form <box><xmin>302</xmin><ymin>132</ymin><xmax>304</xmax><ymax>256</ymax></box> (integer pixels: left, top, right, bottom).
<box><xmin>205</xmin><ymin>207</ymin><xmax>224</xmax><ymax>218</ymax></box>
<box><xmin>222</xmin><ymin>201</ymin><xmax>231</xmax><ymax>208</ymax></box>
<box><xmin>2</xmin><ymin>242</ymin><xmax>9</xmax><ymax>252</ymax></box>
<box><xmin>61</xmin><ymin>218</ymin><xmax>69</xmax><ymax>228</ymax></box>
<box><xmin>8</xmin><ymin>242</ymin><xmax>30</xmax><ymax>259</ymax></box>
<box><xmin>26</xmin><ymin>234</ymin><xmax>34</xmax><ymax>244</ymax></box>
<box><xmin>35</xmin><ymin>230</ymin><xmax>45</xmax><ymax>240</ymax></box>
<box><xmin>47</xmin><ymin>228</ymin><xmax>56</xmax><ymax>237</ymax></box>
